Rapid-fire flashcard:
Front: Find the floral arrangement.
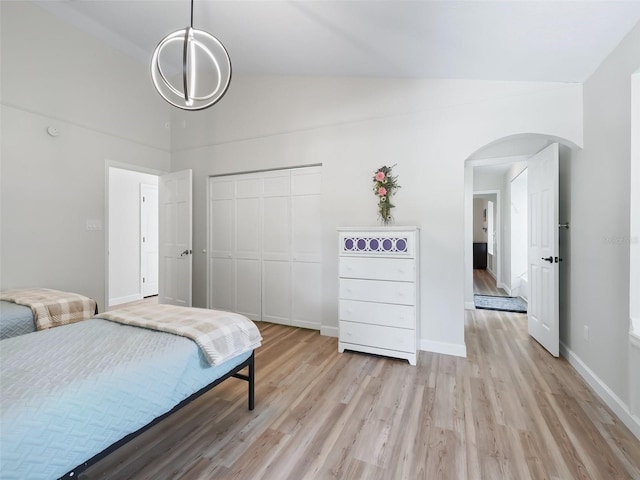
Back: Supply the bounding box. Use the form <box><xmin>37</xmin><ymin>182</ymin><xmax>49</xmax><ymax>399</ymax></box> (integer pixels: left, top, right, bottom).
<box><xmin>372</xmin><ymin>164</ymin><xmax>400</xmax><ymax>224</ymax></box>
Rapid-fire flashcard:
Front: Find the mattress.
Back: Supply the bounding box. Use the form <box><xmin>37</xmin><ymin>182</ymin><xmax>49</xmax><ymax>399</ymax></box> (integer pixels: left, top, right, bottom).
<box><xmin>0</xmin><ymin>318</ymin><xmax>253</xmax><ymax>480</ymax></box>
<box><xmin>0</xmin><ymin>300</ymin><xmax>36</xmax><ymax>339</ymax></box>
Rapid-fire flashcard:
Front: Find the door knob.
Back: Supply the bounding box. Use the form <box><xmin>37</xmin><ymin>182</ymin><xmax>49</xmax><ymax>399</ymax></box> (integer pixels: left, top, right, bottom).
<box><xmin>180</xmin><ymin>249</ymin><xmax>192</xmax><ymax>256</ymax></box>
<box><xmin>541</xmin><ymin>256</ymin><xmax>553</xmax><ymax>263</ymax></box>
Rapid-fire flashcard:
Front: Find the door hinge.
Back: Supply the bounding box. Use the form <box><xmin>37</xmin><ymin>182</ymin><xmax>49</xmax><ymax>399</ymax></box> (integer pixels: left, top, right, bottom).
<box><xmin>143</xmin><ymin>277</ymin><xmax>146</xmax><ymax>283</ymax></box>
<box><xmin>143</xmin><ymin>196</ymin><xmax>146</xmax><ymax>202</ymax></box>
<box><xmin>142</xmin><ymin>236</ymin><xmax>146</xmax><ymax>243</ymax></box>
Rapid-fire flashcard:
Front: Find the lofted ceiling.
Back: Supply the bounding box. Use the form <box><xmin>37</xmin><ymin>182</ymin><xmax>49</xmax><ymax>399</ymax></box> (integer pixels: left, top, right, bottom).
<box><xmin>35</xmin><ymin>0</ymin><xmax>640</xmax><ymax>83</ymax></box>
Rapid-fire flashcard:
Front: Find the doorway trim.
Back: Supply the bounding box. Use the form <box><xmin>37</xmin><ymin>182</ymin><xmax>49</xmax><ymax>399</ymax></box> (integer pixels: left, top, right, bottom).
<box><xmin>104</xmin><ymin>160</ymin><xmax>166</xmax><ymax>310</ymax></box>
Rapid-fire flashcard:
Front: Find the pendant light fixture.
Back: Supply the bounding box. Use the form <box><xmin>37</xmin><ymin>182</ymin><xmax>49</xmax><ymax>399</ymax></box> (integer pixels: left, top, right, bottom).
<box><xmin>151</xmin><ymin>0</ymin><xmax>231</xmax><ymax>110</ymax></box>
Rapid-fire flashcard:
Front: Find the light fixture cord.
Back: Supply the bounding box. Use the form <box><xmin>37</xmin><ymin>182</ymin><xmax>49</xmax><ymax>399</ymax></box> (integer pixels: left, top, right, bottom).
<box><xmin>190</xmin><ymin>0</ymin><xmax>194</xmax><ymax>27</ymax></box>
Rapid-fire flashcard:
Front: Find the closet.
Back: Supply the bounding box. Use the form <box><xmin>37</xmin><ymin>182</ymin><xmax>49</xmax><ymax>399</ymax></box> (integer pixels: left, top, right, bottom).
<box><xmin>208</xmin><ymin>166</ymin><xmax>322</xmax><ymax>330</ymax></box>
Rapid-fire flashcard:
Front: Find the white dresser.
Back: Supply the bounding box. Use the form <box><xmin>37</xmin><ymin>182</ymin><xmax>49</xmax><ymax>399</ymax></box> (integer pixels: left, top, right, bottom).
<box><xmin>337</xmin><ymin>227</ymin><xmax>419</xmax><ymax>365</ymax></box>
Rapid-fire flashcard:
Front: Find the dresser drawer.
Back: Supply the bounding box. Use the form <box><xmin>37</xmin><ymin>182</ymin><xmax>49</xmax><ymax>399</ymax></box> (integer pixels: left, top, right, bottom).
<box><xmin>339</xmin><ymin>299</ymin><xmax>414</xmax><ymax>329</ymax></box>
<box><xmin>339</xmin><ymin>230</ymin><xmax>416</xmax><ymax>257</ymax></box>
<box><xmin>339</xmin><ymin>257</ymin><xmax>415</xmax><ymax>282</ymax></box>
<box><xmin>339</xmin><ymin>321</ymin><xmax>415</xmax><ymax>353</ymax></box>
<box><xmin>339</xmin><ymin>278</ymin><xmax>415</xmax><ymax>305</ymax></box>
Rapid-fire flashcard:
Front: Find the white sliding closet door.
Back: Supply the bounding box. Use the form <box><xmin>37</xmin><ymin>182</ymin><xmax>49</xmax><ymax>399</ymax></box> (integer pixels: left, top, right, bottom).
<box><xmin>291</xmin><ymin>167</ymin><xmax>322</xmax><ymax>329</ymax></box>
<box><xmin>262</xmin><ymin>171</ymin><xmax>291</xmax><ymax>325</ymax></box>
<box><xmin>209</xmin><ymin>178</ymin><xmax>236</xmax><ymax>313</ymax></box>
<box><xmin>208</xmin><ymin>166</ymin><xmax>322</xmax><ymax>330</ymax></box>
<box><xmin>209</xmin><ymin>174</ymin><xmax>262</xmax><ymax>321</ymax></box>
<box><xmin>235</xmin><ymin>176</ymin><xmax>262</xmax><ymax>321</ymax></box>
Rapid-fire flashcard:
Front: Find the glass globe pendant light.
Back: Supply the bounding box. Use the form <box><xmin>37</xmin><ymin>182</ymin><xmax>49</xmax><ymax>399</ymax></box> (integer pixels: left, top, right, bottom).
<box><xmin>151</xmin><ymin>0</ymin><xmax>231</xmax><ymax>110</ymax></box>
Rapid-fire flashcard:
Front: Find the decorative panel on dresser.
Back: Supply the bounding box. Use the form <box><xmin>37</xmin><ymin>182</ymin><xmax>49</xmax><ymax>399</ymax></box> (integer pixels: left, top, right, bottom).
<box><xmin>337</xmin><ymin>227</ymin><xmax>419</xmax><ymax>365</ymax></box>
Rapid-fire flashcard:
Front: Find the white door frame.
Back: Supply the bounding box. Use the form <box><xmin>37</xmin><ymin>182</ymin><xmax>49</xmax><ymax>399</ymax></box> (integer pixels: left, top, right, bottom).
<box><xmin>140</xmin><ymin>183</ymin><xmax>159</xmax><ymax>298</ymax></box>
<box><xmin>104</xmin><ymin>160</ymin><xmax>166</xmax><ymax>310</ymax></box>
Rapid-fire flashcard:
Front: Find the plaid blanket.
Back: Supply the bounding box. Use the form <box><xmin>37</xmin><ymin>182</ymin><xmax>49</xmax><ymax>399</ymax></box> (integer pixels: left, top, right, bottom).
<box><xmin>0</xmin><ymin>288</ymin><xmax>97</xmax><ymax>331</ymax></box>
<box><xmin>98</xmin><ymin>304</ymin><xmax>262</xmax><ymax>366</ymax></box>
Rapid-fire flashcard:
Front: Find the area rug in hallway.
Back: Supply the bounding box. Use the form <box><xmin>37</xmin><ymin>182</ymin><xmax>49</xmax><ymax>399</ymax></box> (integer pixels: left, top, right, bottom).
<box><xmin>474</xmin><ymin>295</ymin><xmax>527</xmax><ymax>313</ymax></box>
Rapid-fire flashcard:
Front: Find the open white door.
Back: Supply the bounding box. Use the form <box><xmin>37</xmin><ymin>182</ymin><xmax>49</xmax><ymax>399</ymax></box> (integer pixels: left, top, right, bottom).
<box><xmin>159</xmin><ymin>170</ymin><xmax>192</xmax><ymax>307</ymax></box>
<box><xmin>528</xmin><ymin>143</ymin><xmax>559</xmax><ymax>356</ymax></box>
<box><xmin>141</xmin><ymin>184</ymin><xmax>159</xmax><ymax>298</ymax></box>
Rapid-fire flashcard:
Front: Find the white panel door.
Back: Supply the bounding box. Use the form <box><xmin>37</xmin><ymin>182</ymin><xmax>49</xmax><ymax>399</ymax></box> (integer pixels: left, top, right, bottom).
<box><xmin>207</xmin><ymin>166</ymin><xmax>322</xmax><ymax>329</ymax></box>
<box><xmin>235</xmin><ymin>176</ymin><xmax>262</xmax><ymax>321</ymax></box>
<box><xmin>209</xmin><ymin>178</ymin><xmax>235</xmax><ymax>312</ymax></box>
<box><xmin>262</xmin><ymin>171</ymin><xmax>291</xmax><ymax>325</ymax></box>
<box><xmin>528</xmin><ymin>143</ymin><xmax>559</xmax><ymax>357</ymax></box>
<box><xmin>140</xmin><ymin>184</ymin><xmax>159</xmax><ymax>297</ymax></box>
<box><xmin>291</xmin><ymin>167</ymin><xmax>322</xmax><ymax>329</ymax></box>
<box><xmin>159</xmin><ymin>170</ymin><xmax>192</xmax><ymax>307</ymax></box>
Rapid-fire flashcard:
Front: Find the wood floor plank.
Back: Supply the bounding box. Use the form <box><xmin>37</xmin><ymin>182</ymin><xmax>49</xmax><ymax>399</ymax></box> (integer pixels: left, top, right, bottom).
<box><xmin>79</xmin><ymin>306</ymin><xmax>640</xmax><ymax>480</ymax></box>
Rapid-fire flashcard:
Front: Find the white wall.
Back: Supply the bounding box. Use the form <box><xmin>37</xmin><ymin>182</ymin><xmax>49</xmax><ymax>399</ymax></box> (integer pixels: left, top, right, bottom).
<box><xmin>171</xmin><ymin>76</ymin><xmax>582</xmax><ymax>356</ymax></box>
<box><xmin>631</xmin><ymin>71</ymin><xmax>640</xmax><ymax>335</ymax></box>
<box><xmin>0</xmin><ymin>2</ymin><xmax>171</xmax><ymax>310</ymax></box>
<box><xmin>631</xmin><ymin>71</ymin><xmax>640</xmax><ymax>420</ymax></box>
<box><xmin>108</xmin><ymin>168</ymin><xmax>158</xmax><ymax>306</ymax></box>
<box><xmin>560</xmin><ymin>22</ymin><xmax>640</xmax><ymax>438</ymax></box>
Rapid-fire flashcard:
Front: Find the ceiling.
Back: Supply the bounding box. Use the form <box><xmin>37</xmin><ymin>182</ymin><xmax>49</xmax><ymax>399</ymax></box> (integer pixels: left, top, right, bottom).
<box><xmin>35</xmin><ymin>0</ymin><xmax>640</xmax><ymax>83</ymax></box>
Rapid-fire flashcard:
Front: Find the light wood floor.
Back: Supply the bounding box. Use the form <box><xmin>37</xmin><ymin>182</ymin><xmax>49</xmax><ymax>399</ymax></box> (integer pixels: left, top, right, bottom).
<box><xmin>474</xmin><ymin>269</ymin><xmax>508</xmax><ymax>296</ymax></box>
<box><xmin>81</xmin><ymin>313</ymin><xmax>640</xmax><ymax>480</ymax></box>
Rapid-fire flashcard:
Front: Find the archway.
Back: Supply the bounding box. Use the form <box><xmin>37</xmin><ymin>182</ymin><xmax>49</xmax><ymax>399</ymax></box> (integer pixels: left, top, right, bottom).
<box><xmin>463</xmin><ymin>133</ymin><xmax>580</xmax><ymax>311</ymax></box>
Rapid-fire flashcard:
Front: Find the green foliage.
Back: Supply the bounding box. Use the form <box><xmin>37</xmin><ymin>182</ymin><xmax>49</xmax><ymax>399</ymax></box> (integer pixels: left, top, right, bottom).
<box><xmin>372</xmin><ymin>164</ymin><xmax>400</xmax><ymax>224</ymax></box>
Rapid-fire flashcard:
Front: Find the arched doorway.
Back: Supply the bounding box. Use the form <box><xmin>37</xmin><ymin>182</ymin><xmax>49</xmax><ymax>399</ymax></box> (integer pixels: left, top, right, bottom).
<box><xmin>463</xmin><ymin>133</ymin><xmax>580</xmax><ymax>356</ymax></box>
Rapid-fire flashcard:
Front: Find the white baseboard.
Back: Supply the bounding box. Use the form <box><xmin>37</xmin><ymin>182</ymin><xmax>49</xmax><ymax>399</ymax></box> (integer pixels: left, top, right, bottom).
<box><xmin>321</xmin><ymin>325</ymin><xmax>339</xmax><ymax>337</ymax></box>
<box><xmin>498</xmin><ymin>283</ymin><xmax>511</xmax><ymax>296</ymax></box>
<box><xmin>108</xmin><ymin>293</ymin><xmax>142</xmax><ymax>307</ymax></box>
<box><xmin>465</xmin><ymin>301</ymin><xmax>476</xmax><ymax>310</ymax></box>
<box><xmin>560</xmin><ymin>341</ymin><xmax>640</xmax><ymax>441</ymax></box>
<box><xmin>420</xmin><ymin>339</ymin><xmax>467</xmax><ymax>358</ymax></box>
<box><xmin>631</xmin><ymin>317</ymin><xmax>640</xmax><ymax>342</ymax></box>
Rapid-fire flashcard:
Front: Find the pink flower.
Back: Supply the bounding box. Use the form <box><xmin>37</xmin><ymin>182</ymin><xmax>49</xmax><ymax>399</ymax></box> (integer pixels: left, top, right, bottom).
<box><xmin>375</xmin><ymin>171</ymin><xmax>385</xmax><ymax>182</ymax></box>
<box><xmin>378</xmin><ymin>186</ymin><xmax>387</xmax><ymax>196</ymax></box>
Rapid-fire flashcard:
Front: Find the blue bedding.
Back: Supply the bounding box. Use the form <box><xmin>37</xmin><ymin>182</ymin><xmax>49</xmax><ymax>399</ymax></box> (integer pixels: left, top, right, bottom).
<box><xmin>0</xmin><ymin>318</ymin><xmax>253</xmax><ymax>480</ymax></box>
<box><xmin>0</xmin><ymin>300</ymin><xmax>36</xmax><ymax>339</ymax></box>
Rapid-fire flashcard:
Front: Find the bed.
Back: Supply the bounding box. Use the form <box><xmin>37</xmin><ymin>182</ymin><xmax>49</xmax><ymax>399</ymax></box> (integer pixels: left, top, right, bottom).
<box><xmin>0</xmin><ymin>300</ymin><xmax>36</xmax><ymax>339</ymax></box>
<box><xmin>0</xmin><ymin>304</ymin><xmax>262</xmax><ymax>480</ymax></box>
<box><xmin>0</xmin><ymin>288</ymin><xmax>98</xmax><ymax>340</ymax></box>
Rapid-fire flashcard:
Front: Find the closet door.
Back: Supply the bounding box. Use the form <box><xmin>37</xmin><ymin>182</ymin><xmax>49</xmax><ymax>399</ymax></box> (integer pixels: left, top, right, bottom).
<box><xmin>291</xmin><ymin>167</ymin><xmax>322</xmax><ymax>329</ymax></box>
<box><xmin>208</xmin><ymin>166</ymin><xmax>322</xmax><ymax>329</ymax></box>
<box><xmin>261</xmin><ymin>171</ymin><xmax>291</xmax><ymax>325</ymax></box>
<box><xmin>234</xmin><ymin>175</ymin><xmax>262</xmax><ymax>321</ymax></box>
<box><xmin>209</xmin><ymin>174</ymin><xmax>261</xmax><ymax>320</ymax></box>
<box><xmin>209</xmin><ymin>178</ymin><xmax>235</xmax><ymax>312</ymax></box>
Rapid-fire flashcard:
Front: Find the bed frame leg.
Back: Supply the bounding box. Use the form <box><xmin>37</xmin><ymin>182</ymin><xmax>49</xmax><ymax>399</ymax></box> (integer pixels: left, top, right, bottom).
<box><xmin>248</xmin><ymin>352</ymin><xmax>255</xmax><ymax>411</ymax></box>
